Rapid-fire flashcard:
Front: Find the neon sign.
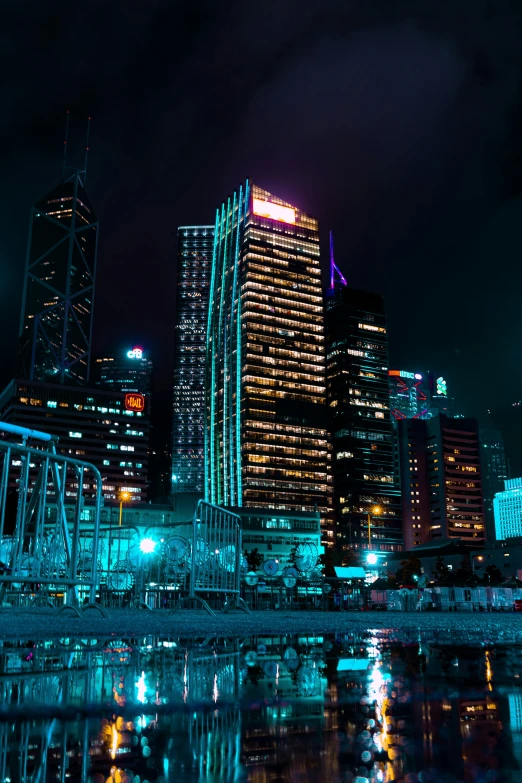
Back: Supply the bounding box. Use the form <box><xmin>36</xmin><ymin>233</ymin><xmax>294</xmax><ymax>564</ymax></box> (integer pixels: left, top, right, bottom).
<box><xmin>436</xmin><ymin>377</ymin><xmax>447</xmax><ymax>397</ymax></box>
<box><xmin>252</xmin><ymin>198</ymin><xmax>296</xmax><ymax>224</ymax></box>
<box><xmin>125</xmin><ymin>393</ymin><xmax>145</xmax><ymax>412</ymax></box>
<box><xmin>127</xmin><ymin>348</ymin><xmax>143</xmax><ymax>359</ymax></box>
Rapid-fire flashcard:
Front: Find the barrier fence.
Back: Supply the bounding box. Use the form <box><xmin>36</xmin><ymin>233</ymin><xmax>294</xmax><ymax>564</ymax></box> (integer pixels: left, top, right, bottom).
<box><xmin>0</xmin><ymin>422</ymin><xmax>105</xmax><ymax>616</ymax></box>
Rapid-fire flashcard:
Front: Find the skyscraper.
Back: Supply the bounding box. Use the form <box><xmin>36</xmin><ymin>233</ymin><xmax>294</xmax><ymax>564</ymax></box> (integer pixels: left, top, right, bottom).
<box><xmin>205</xmin><ymin>182</ymin><xmax>332</xmax><ymax>540</ymax></box>
<box><xmin>479</xmin><ymin>416</ymin><xmax>508</xmax><ymax>542</ymax></box>
<box><xmin>19</xmin><ymin>169</ymin><xmax>98</xmax><ymax>384</ymax></box>
<box><xmin>172</xmin><ymin>226</ymin><xmax>214</xmax><ymax>495</ymax></box>
<box><xmin>397</xmin><ymin>414</ymin><xmax>485</xmax><ymax>549</ymax></box>
<box><xmin>94</xmin><ymin>346</ymin><xmax>153</xmax><ymax>399</ymax></box>
<box><xmin>388</xmin><ymin>369</ymin><xmax>430</xmax><ymax>421</ymax></box>
<box><xmin>325</xmin><ymin>287</ymin><xmax>402</xmax><ymax>553</ymax></box>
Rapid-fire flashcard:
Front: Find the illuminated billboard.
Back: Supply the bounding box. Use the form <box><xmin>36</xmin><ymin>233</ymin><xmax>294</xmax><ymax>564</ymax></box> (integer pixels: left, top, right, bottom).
<box><xmin>127</xmin><ymin>347</ymin><xmax>143</xmax><ymax>359</ymax></box>
<box><xmin>125</xmin><ymin>393</ymin><xmax>145</xmax><ymax>412</ymax></box>
<box><xmin>252</xmin><ymin>198</ymin><xmax>296</xmax><ymax>224</ymax></box>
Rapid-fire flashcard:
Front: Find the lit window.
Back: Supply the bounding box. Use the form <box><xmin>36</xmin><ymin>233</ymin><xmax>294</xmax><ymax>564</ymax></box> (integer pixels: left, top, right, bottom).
<box><xmin>47</xmin><ymin>401</ymin><xmax>57</xmax><ymax>408</ymax></box>
<box><xmin>69</xmin><ymin>431</ymin><xmax>82</xmax><ymax>438</ymax></box>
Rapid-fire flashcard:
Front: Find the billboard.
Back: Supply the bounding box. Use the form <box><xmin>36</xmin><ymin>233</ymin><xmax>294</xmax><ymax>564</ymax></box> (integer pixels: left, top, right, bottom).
<box><xmin>125</xmin><ymin>393</ymin><xmax>145</xmax><ymax>412</ymax></box>
<box><xmin>252</xmin><ymin>198</ymin><xmax>296</xmax><ymax>224</ymax></box>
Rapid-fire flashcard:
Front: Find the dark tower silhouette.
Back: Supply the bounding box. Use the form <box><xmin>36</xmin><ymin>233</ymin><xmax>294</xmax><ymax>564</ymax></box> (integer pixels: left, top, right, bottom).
<box><xmin>19</xmin><ymin>114</ymin><xmax>98</xmax><ymax>384</ymax></box>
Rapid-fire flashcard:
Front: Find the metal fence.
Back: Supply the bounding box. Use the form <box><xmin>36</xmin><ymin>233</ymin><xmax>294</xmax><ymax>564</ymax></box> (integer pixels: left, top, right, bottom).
<box><xmin>0</xmin><ymin>422</ymin><xmax>105</xmax><ymax>616</ymax></box>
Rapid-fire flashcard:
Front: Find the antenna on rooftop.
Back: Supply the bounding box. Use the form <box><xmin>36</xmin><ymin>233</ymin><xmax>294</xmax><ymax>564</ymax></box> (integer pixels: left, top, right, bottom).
<box><xmin>62</xmin><ymin>110</ymin><xmax>70</xmax><ymax>179</ymax></box>
<box><xmin>83</xmin><ymin>116</ymin><xmax>91</xmax><ymax>183</ymax></box>
<box><xmin>329</xmin><ymin>230</ymin><xmax>347</xmax><ymax>290</ymax></box>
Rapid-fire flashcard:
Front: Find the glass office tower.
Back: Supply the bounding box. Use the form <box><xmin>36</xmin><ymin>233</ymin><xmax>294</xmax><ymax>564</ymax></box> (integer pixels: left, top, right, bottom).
<box><xmin>171</xmin><ymin>226</ymin><xmax>214</xmax><ymax>495</ymax></box>
<box><xmin>325</xmin><ymin>287</ymin><xmax>402</xmax><ymax>553</ymax></box>
<box><xmin>19</xmin><ymin>171</ymin><xmax>98</xmax><ymax>384</ymax></box>
<box><xmin>94</xmin><ymin>347</ymin><xmax>153</xmax><ymax>398</ymax></box>
<box><xmin>205</xmin><ymin>182</ymin><xmax>332</xmax><ymax>539</ymax></box>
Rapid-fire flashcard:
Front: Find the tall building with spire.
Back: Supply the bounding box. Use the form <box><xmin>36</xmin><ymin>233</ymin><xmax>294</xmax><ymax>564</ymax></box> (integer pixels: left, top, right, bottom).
<box><xmin>171</xmin><ymin>226</ymin><xmax>214</xmax><ymax>495</ymax></box>
<box><xmin>205</xmin><ymin>182</ymin><xmax>332</xmax><ymax>542</ymax></box>
<box><xmin>19</xmin><ymin>120</ymin><xmax>98</xmax><ymax>385</ymax></box>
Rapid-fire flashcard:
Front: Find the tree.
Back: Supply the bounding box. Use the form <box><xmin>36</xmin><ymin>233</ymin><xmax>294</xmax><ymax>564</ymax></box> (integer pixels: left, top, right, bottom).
<box><xmin>244</xmin><ymin>548</ymin><xmax>263</xmax><ymax>570</ymax></box>
<box><xmin>454</xmin><ymin>557</ymin><xmax>473</xmax><ymax>583</ymax></box>
<box><xmin>318</xmin><ymin>548</ymin><xmax>342</xmax><ymax>578</ymax></box>
<box><xmin>483</xmin><ymin>564</ymin><xmax>504</xmax><ymax>585</ymax></box>
<box><xmin>433</xmin><ymin>555</ymin><xmax>450</xmax><ymax>582</ymax></box>
<box><xmin>395</xmin><ymin>554</ymin><xmax>422</xmax><ymax>585</ymax></box>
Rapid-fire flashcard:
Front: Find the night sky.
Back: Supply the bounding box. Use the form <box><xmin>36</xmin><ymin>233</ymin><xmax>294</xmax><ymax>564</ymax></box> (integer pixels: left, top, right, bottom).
<box><xmin>2</xmin><ymin>1</ymin><xmax>522</xmax><ymax>438</ymax></box>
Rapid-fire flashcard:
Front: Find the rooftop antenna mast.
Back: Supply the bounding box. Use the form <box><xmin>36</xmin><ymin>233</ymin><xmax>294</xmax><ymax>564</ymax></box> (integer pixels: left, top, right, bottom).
<box><xmin>62</xmin><ymin>110</ymin><xmax>70</xmax><ymax>179</ymax></box>
<box><xmin>329</xmin><ymin>230</ymin><xmax>347</xmax><ymax>290</ymax></box>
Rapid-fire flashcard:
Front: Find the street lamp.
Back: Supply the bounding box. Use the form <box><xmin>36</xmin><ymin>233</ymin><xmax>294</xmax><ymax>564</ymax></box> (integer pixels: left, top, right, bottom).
<box><xmin>119</xmin><ymin>491</ymin><xmax>130</xmax><ymax>526</ymax></box>
<box><xmin>367</xmin><ymin>505</ymin><xmax>382</xmax><ymax>549</ymax></box>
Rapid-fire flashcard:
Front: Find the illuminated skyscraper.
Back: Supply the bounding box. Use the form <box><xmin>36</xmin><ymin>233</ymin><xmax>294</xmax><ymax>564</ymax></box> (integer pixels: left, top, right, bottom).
<box><xmin>480</xmin><ymin>416</ymin><xmax>508</xmax><ymax>541</ymax></box>
<box><xmin>388</xmin><ymin>370</ymin><xmax>430</xmax><ymax>421</ymax></box>
<box><xmin>172</xmin><ymin>226</ymin><xmax>214</xmax><ymax>494</ymax></box>
<box><xmin>94</xmin><ymin>346</ymin><xmax>153</xmax><ymax>399</ymax></box>
<box><xmin>325</xmin><ymin>287</ymin><xmax>402</xmax><ymax>553</ymax></box>
<box><xmin>206</xmin><ymin>182</ymin><xmax>332</xmax><ymax>539</ymax></box>
<box><xmin>19</xmin><ymin>170</ymin><xmax>98</xmax><ymax>384</ymax></box>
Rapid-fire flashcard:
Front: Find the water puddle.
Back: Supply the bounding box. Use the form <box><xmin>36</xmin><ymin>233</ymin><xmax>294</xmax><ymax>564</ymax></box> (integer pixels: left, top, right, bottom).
<box><xmin>0</xmin><ymin>630</ymin><xmax>521</xmax><ymax>781</ymax></box>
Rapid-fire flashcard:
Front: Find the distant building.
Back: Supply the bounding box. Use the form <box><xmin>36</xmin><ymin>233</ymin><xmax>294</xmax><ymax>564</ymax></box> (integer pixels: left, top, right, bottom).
<box><xmin>94</xmin><ymin>347</ymin><xmax>153</xmax><ymax>398</ymax></box>
<box><xmin>427</xmin><ymin>373</ymin><xmax>454</xmax><ymax>417</ymax></box>
<box><xmin>479</xmin><ymin>417</ymin><xmax>508</xmax><ymax>541</ymax></box>
<box><xmin>172</xmin><ymin>225</ymin><xmax>214</xmax><ymax>496</ymax></box>
<box><xmin>325</xmin><ymin>287</ymin><xmax>402</xmax><ymax>554</ymax></box>
<box><xmin>0</xmin><ymin>379</ymin><xmax>149</xmax><ymax>503</ymax></box>
<box><xmin>493</xmin><ymin>478</ymin><xmax>522</xmax><ymax>541</ymax></box>
<box><xmin>205</xmin><ymin>182</ymin><xmax>332</xmax><ymax>544</ymax></box>
<box><xmin>19</xmin><ymin>170</ymin><xmax>98</xmax><ymax>384</ymax></box>
<box><xmin>388</xmin><ymin>369</ymin><xmax>430</xmax><ymax>421</ymax></box>
<box><xmin>397</xmin><ymin>414</ymin><xmax>485</xmax><ymax>549</ymax></box>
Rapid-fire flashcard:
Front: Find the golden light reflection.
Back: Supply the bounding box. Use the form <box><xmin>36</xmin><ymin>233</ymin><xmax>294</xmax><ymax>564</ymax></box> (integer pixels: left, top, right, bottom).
<box><xmin>110</xmin><ymin>725</ymin><xmax>118</xmax><ymax>760</ymax></box>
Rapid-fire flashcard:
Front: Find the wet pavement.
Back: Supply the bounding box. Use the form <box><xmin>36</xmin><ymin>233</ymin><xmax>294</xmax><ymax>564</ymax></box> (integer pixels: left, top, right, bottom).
<box><xmin>1</xmin><ymin>620</ymin><xmax>522</xmax><ymax>781</ymax></box>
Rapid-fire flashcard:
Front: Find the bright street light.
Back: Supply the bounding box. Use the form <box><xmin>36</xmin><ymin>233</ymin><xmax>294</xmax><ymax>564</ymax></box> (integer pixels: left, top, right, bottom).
<box><xmin>140</xmin><ymin>538</ymin><xmax>157</xmax><ymax>555</ymax></box>
<box><xmin>367</xmin><ymin>553</ymin><xmax>378</xmax><ymax>566</ymax></box>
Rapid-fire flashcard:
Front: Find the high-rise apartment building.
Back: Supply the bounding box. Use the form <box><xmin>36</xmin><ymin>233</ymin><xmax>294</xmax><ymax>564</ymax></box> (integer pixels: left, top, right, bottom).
<box><xmin>19</xmin><ymin>170</ymin><xmax>98</xmax><ymax>384</ymax></box>
<box><xmin>172</xmin><ymin>226</ymin><xmax>214</xmax><ymax>495</ymax></box>
<box><xmin>325</xmin><ymin>287</ymin><xmax>402</xmax><ymax>553</ymax></box>
<box><xmin>205</xmin><ymin>182</ymin><xmax>332</xmax><ymax>541</ymax></box>
<box><xmin>397</xmin><ymin>414</ymin><xmax>485</xmax><ymax>549</ymax></box>
<box><xmin>94</xmin><ymin>346</ymin><xmax>153</xmax><ymax>398</ymax></box>
<box><xmin>479</xmin><ymin>417</ymin><xmax>508</xmax><ymax>542</ymax></box>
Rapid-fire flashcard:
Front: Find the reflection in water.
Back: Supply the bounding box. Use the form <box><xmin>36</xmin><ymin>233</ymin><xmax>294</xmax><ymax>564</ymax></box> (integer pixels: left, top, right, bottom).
<box><xmin>0</xmin><ymin>631</ymin><xmax>522</xmax><ymax>781</ymax></box>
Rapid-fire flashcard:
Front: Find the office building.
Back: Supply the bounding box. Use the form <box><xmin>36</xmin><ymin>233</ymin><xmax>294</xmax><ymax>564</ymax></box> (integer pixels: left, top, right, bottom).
<box><xmin>479</xmin><ymin>417</ymin><xmax>508</xmax><ymax>541</ymax></box>
<box><xmin>19</xmin><ymin>170</ymin><xmax>98</xmax><ymax>384</ymax></box>
<box><xmin>205</xmin><ymin>182</ymin><xmax>332</xmax><ymax>542</ymax></box>
<box><xmin>172</xmin><ymin>226</ymin><xmax>214</xmax><ymax>495</ymax></box>
<box><xmin>0</xmin><ymin>379</ymin><xmax>149</xmax><ymax>503</ymax></box>
<box><xmin>388</xmin><ymin>369</ymin><xmax>429</xmax><ymax>421</ymax></box>
<box><xmin>428</xmin><ymin>373</ymin><xmax>453</xmax><ymax>417</ymax></box>
<box><xmin>397</xmin><ymin>414</ymin><xmax>485</xmax><ymax>549</ymax></box>
<box><xmin>325</xmin><ymin>287</ymin><xmax>402</xmax><ymax>553</ymax></box>
<box><xmin>493</xmin><ymin>478</ymin><xmax>522</xmax><ymax>541</ymax></box>
<box><xmin>94</xmin><ymin>347</ymin><xmax>153</xmax><ymax>398</ymax></box>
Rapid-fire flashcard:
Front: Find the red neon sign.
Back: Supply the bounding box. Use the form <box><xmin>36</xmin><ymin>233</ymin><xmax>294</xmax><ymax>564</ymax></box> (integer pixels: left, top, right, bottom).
<box><xmin>125</xmin><ymin>393</ymin><xmax>145</xmax><ymax>412</ymax></box>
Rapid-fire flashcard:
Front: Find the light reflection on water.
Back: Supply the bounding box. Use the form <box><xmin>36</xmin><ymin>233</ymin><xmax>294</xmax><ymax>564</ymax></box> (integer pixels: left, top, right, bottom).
<box><xmin>0</xmin><ymin>631</ymin><xmax>521</xmax><ymax>782</ymax></box>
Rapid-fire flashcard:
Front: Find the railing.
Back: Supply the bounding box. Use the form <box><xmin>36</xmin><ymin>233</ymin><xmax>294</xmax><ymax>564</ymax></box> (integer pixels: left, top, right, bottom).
<box><xmin>0</xmin><ymin>422</ymin><xmax>105</xmax><ymax>616</ymax></box>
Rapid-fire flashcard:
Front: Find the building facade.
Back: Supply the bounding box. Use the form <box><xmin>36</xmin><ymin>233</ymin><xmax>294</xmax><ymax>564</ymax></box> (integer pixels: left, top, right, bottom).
<box><xmin>388</xmin><ymin>369</ymin><xmax>429</xmax><ymax>421</ymax></box>
<box><xmin>205</xmin><ymin>182</ymin><xmax>332</xmax><ymax>543</ymax></box>
<box><xmin>19</xmin><ymin>171</ymin><xmax>98</xmax><ymax>384</ymax></box>
<box><xmin>172</xmin><ymin>226</ymin><xmax>214</xmax><ymax>495</ymax></box>
<box><xmin>397</xmin><ymin>414</ymin><xmax>485</xmax><ymax>549</ymax></box>
<box><xmin>94</xmin><ymin>346</ymin><xmax>153</xmax><ymax>398</ymax></box>
<box><xmin>0</xmin><ymin>379</ymin><xmax>149</xmax><ymax>503</ymax></box>
<box><xmin>493</xmin><ymin>478</ymin><xmax>522</xmax><ymax>541</ymax></box>
<box><xmin>479</xmin><ymin>417</ymin><xmax>508</xmax><ymax>542</ymax></box>
<box><xmin>325</xmin><ymin>287</ymin><xmax>402</xmax><ymax>554</ymax></box>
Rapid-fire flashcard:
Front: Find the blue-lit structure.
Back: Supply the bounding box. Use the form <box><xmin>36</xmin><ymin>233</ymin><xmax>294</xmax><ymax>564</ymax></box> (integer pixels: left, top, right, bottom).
<box><xmin>493</xmin><ymin>478</ymin><xmax>522</xmax><ymax>541</ymax></box>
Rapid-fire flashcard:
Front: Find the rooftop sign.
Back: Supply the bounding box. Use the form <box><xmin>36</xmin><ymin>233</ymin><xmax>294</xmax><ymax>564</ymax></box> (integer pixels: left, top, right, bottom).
<box><xmin>252</xmin><ymin>198</ymin><xmax>296</xmax><ymax>224</ymax></box>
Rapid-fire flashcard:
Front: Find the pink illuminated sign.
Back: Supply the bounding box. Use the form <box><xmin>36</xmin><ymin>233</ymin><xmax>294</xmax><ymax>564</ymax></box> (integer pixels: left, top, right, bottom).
<box><xmin>252</xmin><ymin>198</ymin><xmax>296</xmax><ymax>224</ymax></box>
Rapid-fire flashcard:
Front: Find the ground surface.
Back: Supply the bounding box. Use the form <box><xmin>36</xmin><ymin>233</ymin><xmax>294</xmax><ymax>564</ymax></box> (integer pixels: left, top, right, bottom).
<box><xmin>1</xmin><ymin>607</ymin><xmax>522</xmax><ymax>642</ymax></box>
